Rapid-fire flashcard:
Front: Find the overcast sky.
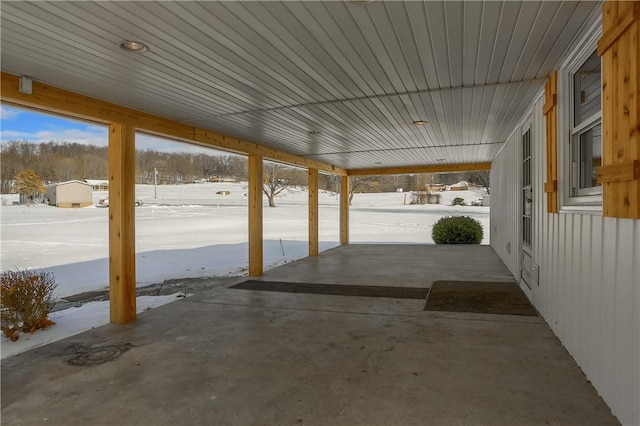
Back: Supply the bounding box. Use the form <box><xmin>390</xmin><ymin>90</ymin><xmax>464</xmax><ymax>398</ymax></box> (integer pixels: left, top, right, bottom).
<box><xmin>0</xmin><ymin>105</ymin><xmax>233</xmax><ymax>156</ymax></box>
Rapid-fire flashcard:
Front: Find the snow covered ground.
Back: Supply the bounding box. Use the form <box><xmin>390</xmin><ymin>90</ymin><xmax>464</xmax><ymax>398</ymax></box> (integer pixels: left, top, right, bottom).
<box><xmin>1</xmin><ymin>183</ymin><xmax>488</xmax><ymax>357</ymax></box>
<box><xmin>0</xmin><ymin>293</ymin><xmax>186</xmax><ymax>359</ymax></box>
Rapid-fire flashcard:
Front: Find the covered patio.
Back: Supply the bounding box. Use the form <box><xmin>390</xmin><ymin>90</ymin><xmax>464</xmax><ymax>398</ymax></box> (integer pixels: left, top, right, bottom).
<box><xmin>0</xmin><ymin>245</ymin><xmax>618</xmax><ymax>425</ymax></box>
<box><xmin>1</xmin><ymin>1</ymin><xmax>638</xmax><ymax>424</ymax></box>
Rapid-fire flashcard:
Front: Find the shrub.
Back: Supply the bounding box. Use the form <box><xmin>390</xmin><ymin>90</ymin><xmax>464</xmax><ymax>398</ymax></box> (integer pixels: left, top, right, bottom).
<box><xmin>452</xmin><ymin>197</ymin><xmax>466</xmax><ymax>206</ymax></box>
<box><xmin>1</xmin><ymin>269</ymin><xmax>57</xmax><ymax>341</ymax></box>
<box><xmin>432</xmin><ymin>216</ymin><xmax>483</xmax><ymax>244</ymax></box>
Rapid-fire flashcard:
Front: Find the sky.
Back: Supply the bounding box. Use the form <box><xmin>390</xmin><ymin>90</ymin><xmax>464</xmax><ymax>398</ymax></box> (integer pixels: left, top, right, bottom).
<box><xmin>0</xmin><ymin>104</ymin><xmax>231</xmax><ymax>156</ymax></box>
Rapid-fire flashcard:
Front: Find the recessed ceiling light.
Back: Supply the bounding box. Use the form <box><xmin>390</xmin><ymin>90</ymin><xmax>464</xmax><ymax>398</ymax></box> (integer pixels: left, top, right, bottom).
<box><xmin>308</xmin><ymin>130</ymin><xmax>320</xmax><ymax>135</ymax></box>
<box><xmin>120</xmin><ymin>40</ymin><xmax>149</xmax><ymax>53</ymax></box>
<box><xmin>413</xmin><ymin>120</ymin><xmax>428</xmax><ymax>125</ymax></box>
<box><xmin>436</xmin><ymin>158</ymin><xmax>446</xmax><ymax>162</ymax></box>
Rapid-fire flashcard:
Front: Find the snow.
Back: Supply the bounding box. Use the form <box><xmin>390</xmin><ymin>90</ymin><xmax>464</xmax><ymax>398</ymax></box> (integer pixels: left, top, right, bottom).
<box><xmin>0</xmin><ymin>293</ymin><xmax>187</xmax><ymax>359</ymax></box>
<box><xmin>1</xmin><ymin>182</ymin><xmax>488</xmax><ymax>358</ymax></box>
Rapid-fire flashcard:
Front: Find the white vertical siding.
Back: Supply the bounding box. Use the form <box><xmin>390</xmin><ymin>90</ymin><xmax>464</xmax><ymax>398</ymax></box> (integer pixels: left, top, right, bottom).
<box><xmin>491</xmin><ymin>95</ymin><xmax>640</xmax><ymax>425</ymax></box>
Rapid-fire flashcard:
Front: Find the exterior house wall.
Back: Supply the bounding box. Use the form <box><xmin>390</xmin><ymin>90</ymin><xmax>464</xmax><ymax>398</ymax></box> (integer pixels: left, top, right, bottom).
<box><xmin>491</xmin><ymin>94</ymin><xmax>640</xmax><ymax>425</ymax></box>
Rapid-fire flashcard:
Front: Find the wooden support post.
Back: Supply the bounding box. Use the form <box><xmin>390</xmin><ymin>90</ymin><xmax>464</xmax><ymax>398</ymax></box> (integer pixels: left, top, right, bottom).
<box><xmin>340</xmin><ymin>176</ymin><xmax>349</xmax><ymax>245</ymax></box>
<box><xmin>108</xmin><ymin>123</ymin><xmax>136</xmax><ymax>324</ymax></box>
<box><xmin>308</xmin><ymin>168</ymin><xmax>319</xmax><ymax>256</ymax></box>
<box><xmin>248</xmin><ymin>155</ymin><xmax>263</xmax><ymax>276</ymax></box>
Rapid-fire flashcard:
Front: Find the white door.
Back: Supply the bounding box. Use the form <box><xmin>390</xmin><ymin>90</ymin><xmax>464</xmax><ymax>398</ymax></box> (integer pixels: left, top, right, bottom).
<box><xmin>521</xmin><ymin>118</ymin><xmax>533</xmax><ymax>291</ymax></box>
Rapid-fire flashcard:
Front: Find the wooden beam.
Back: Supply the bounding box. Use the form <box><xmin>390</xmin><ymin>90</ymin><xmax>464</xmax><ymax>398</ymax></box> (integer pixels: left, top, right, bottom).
<box><xmin>108</xmin><ymin>123</ymin><xmax>136</xmax><ymax>324</ymax></box>
<box><xmin>340</xmin><ymin>176</ymin><xmax>349</xmax><ymax>245</ymax></box>
<box><xmin>597</xmin><ymin>161</ymin><xmax>640</xmax><ymax>183</ymax></box>
<box><xmin>308</xmin><ymin>168</ymin><xmax>319</xmax><ymax>257</ymax></box>
<box><xmin>347</xmin><ymin>162</ymin><xmax>491</xmax><ymax>176</ymax></box>
<box><xmin>195</xmin><ymin>129</ymin><xmax>345</xmax><ymax>175</ymax></box>
<box><xmin>248</xmin><ymin>155</ymin><xmax>263</xmax><ymax>276</ymax></box>
<box><xmin>0</xmin><ymin>72</ymin><xmax>346</xmax><ymax>176</ymax></box>
<box><xmin>544</xmin><ymin>181</ymin><xmax>558</xmax><ymax>193</ymax></box>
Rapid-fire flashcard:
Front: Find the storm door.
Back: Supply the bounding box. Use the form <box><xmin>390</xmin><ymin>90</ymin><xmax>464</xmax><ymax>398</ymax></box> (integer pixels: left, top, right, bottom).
<box><xmin>521</xmin><ymin>122</ymin><xmax>533</xmax><ymax>290</ymax></box>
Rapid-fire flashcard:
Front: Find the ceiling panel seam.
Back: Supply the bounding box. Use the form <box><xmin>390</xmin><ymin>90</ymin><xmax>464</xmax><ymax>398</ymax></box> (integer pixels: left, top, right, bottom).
<box><xmin>179</xmin><ymin>78</ymin><xmax>547</xmax><ymax>123</ymax></box>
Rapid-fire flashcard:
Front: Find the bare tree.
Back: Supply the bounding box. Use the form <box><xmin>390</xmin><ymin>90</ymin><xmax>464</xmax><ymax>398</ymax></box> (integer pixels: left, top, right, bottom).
<box><xmin>263</xmin><ymin>162</ymin><xmax>288</xmax><ymax>207</ymax></box>
<box><xmin>348</xmin><ymin>176</ymin><xmax>374</xmax><ymax>205</ymax></box>
<box><xmin>468</xmin><ymin>171</ymin><xmax>490</xmax><ymax>193</ymax></box>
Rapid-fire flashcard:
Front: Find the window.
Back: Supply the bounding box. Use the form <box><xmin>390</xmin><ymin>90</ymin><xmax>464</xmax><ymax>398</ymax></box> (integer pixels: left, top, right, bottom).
<box><xmin>570</xmin><ymin>50</ymin><xmax>601</xmax><ymax>198</ymax></box>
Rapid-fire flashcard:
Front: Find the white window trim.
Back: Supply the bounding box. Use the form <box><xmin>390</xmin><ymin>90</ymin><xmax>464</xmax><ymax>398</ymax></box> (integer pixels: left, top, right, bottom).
<box><xmin>557</xmin><ymin>16</ymin><xmax>603</xmax><ymax>214</ymax></box>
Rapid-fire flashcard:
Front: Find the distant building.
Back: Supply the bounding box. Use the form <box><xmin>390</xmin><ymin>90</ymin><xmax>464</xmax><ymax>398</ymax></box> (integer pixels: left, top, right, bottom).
<box><xmin>449</xmin><ymin>181</ymin><xmax>470</xmax><ymax>191</ymax></box>
<box><xmin>0</xmin><ymin>193</ymin><xmax>20</xmax><ymax>206</ymax></box>
<box><xmin>425</xmin><ymin>183</ymin><xmax>446</xmax><ymax>192</ymax></box>
<box><xmin>84</xmin><ymin>179</ymin><xmax>109</xmax><ymax>191</ymax></box>
<box><xmin>45</xmin><ymin>180</ymin><xmax>93</xmax><ymax>208</ymax></box>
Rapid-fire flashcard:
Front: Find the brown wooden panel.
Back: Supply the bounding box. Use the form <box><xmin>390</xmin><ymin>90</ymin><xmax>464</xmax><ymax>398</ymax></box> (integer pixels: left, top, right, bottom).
<box><xmin>597</xmin><ymin>161</ymin><xmax>640</xmax><ymax>183</ymax></box>
<box><xmin>108</xmin><ymin>123</ymin><xmax>136</xmax><ymax>324</ymax></box>
<box><xmin>544</xmin><ymin>71</ymin><xmax>559</xmax><ymax>213</ymax></box>
<box><xmin>544</xmin><ymin>181</ymin><xmax>558</xmax><ymax>193</ymax></box>
<box><xmin>599</xmin><ymin>1</ymin><xmax>640</xmax><ymax>218</ymax></box>
<box><xmin>597</xmin><ymin>2</ymin><xmax>639</xmax><ymax>55</ymax></box>
<box><xmin>543</xmin><ymin>94</ymin><xmax>557</xmax><ymax>115</ymax></box>
<box><xmin>248</xmin><ymin>155</ymin><xmax>263</xmax><ymax>276</ymax></box>
<box><xmin>308</xmin><ymin>168</ymin><xmax>319</xmax><ymax>257</ymax></box>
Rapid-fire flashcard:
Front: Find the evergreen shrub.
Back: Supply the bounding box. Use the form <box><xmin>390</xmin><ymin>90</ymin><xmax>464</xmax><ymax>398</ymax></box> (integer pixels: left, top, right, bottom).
<box><xmin>432</xmin><ymin>216</ymin><xmax>483</xmax><ymax>244</ymax></box>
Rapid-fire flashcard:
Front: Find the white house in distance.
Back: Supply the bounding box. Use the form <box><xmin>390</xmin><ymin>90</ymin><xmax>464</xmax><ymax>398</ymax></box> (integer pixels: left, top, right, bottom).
<box><xmin>44</xmin><ymin>180</ymin><xmax>93</xmax><ymax>208</ymax></box>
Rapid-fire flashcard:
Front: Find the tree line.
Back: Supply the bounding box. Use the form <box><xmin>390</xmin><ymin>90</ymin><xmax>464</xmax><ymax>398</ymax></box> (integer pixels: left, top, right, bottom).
<box><xmin>1</xmin><ymin>140</ymin><xmax>489</xmax><ymax>196</ymax></box>
<box><xmin>0</xmin><ymin>141</ymin><xmax>249</xmax><ymax>193</ymax></box>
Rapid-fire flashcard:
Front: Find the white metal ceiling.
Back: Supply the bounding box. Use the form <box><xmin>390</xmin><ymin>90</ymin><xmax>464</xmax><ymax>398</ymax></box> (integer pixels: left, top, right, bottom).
<box><xmin>0</xmin><ymin>1</ymin><xmax>600</xmax><ymax>170</ymax></box>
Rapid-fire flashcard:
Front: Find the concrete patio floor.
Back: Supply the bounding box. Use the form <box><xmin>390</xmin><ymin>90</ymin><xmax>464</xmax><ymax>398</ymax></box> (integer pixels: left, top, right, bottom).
<box><xmin>1</xmin><ymin>245</ymin><xmax>618</xmax><ymax>425</ymax></box>
<box><xmin>261</xmin><ymin>244</ymin><xmax>516</xmax><ymax>286</ymax></box>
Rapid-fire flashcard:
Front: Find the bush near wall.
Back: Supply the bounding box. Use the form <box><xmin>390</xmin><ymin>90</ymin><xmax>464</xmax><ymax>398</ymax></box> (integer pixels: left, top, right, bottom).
<box><xmin>1</xmin><ymin>269</ymin><xmax>57</xmax><ymax>341</ymax></box>
<box><xmin>432</xmin><ymin>216</ymin><xmax>483</xmax><ymax>244</ymax></box>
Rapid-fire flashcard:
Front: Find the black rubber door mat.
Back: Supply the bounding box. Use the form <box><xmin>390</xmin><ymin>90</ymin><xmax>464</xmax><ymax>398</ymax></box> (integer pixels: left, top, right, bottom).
<box><xmin>231</xmin><ymin>280</ymin><xmax>429</xmax><ymax>299</ymax></box>
<box><xmin>424</xmin><ymin>281</ymin><xmax>538</xmax><ymax>316</ymax></box>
